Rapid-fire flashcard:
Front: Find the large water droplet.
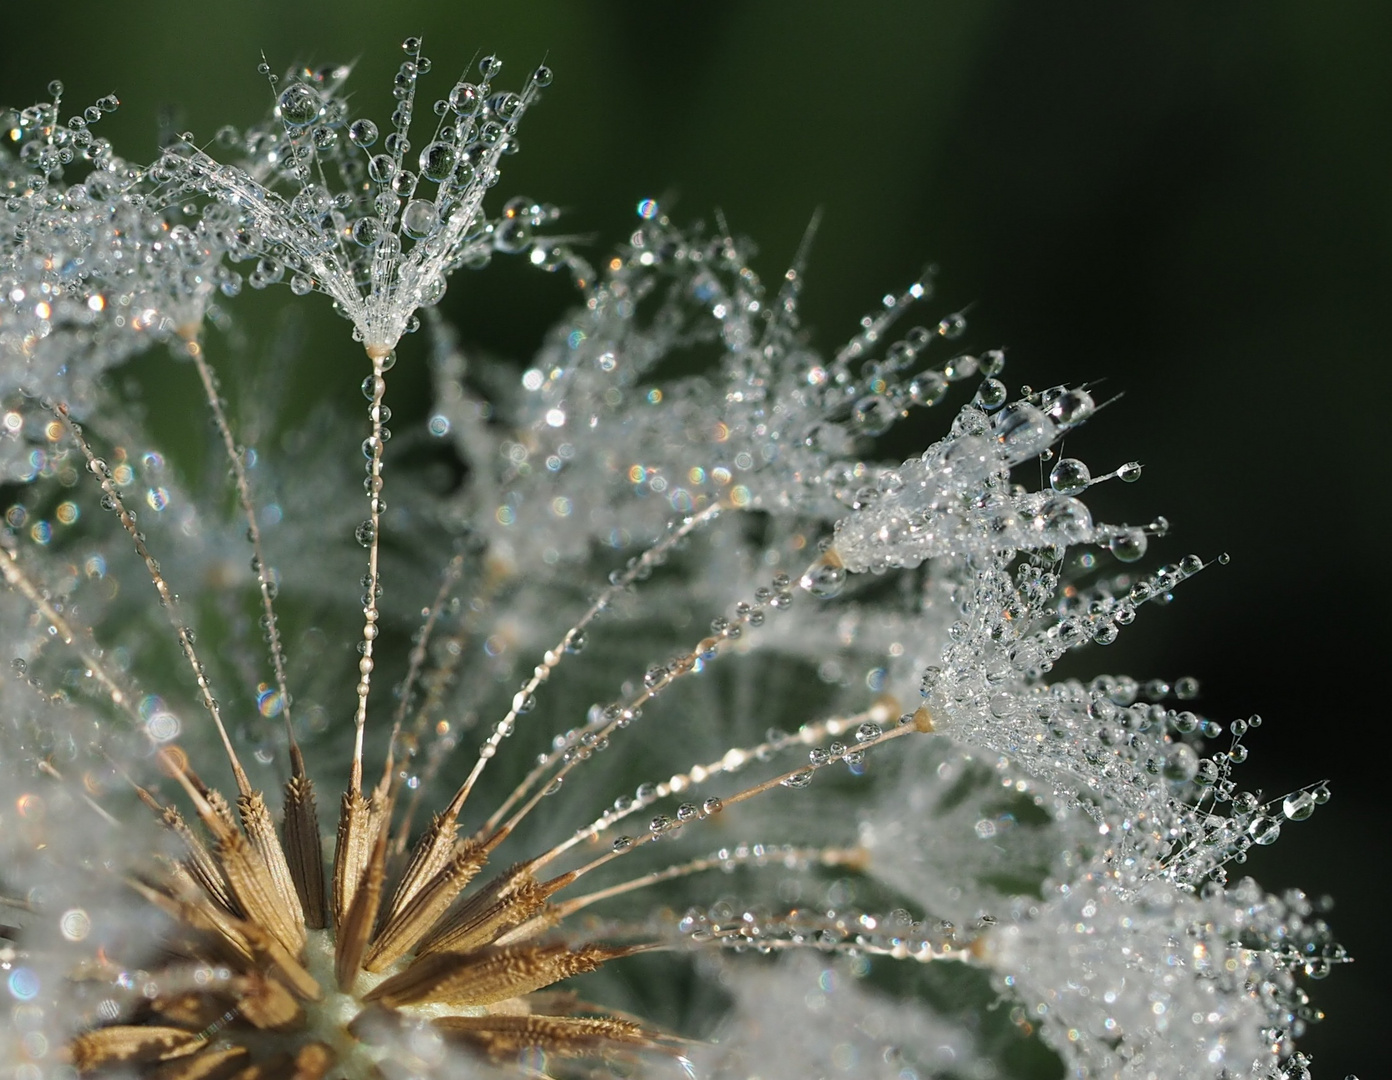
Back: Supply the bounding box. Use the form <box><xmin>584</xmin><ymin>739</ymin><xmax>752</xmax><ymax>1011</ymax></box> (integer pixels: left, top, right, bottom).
<box><xmin>1282</xmin><ymin>791</ymin><xmax>1316</xmax><ymax>821</ymax></box>
<box><xmin>278</xmin><ymin>84</ymin><xmax>321</xmax><ymax>128</ymax></box>
<box><xmin>1109</xmin><ymin>528</ymin><xmax>1148</xmax><ymax>563</ymax></box>
<box><xmin>799</xmin><ymin>554</ymin><xmax>846</xmax><ymax>599</ymax></box>
<box><xmin>401</xmin><ymin>199</ymin><xmax>439</xmax><ymax>239</ymax></box>
<box><xmin>1049</xmin><ymin>457</ymin><xmax>1091</xmax><ymax>494</ymax></box>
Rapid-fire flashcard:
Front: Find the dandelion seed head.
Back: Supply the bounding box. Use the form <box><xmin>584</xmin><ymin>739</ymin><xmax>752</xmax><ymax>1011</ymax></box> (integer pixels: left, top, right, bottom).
<box><xmin>0</xmin><ymin>41</ymin><xmax>1347</xmax><ymax>1080</ymax></box>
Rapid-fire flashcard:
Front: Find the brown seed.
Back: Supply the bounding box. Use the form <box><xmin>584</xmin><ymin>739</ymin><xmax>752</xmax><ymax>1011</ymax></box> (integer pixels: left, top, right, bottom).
<box><xmin>282</xmin><ymin>765</ymin><xmax>327</xmax><ymax>930</ymax></box>
<box><xmin>364</xmin><ymin>942</ymin><xmax>626</xmax><ymax>1009</ymax></box>
<box><xmin>363</xmin><ymin>838</ymin><xmax>487</xmax><ymax>972</ymax></box>
<box><xmin>433</xmin><ymin>1013</ymin><xmax>659</xmax><ymax>1060</ymax></box>
<box><xmin>69</xmin><ymin>1025</ymin><xmax>204</xmax><ymax>1072</ymax></box>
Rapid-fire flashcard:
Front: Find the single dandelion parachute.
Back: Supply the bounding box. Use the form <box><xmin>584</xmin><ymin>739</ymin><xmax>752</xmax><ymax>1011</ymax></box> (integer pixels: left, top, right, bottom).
<box><xmin>162</xmin><ymin>38</ymin><xmax>564</xmax><ymax>359</ymax></box>
<box><xmin>0</xmin><ymin>41</ymin><xmax>1346</xmax><ymax>1080</ymax></box>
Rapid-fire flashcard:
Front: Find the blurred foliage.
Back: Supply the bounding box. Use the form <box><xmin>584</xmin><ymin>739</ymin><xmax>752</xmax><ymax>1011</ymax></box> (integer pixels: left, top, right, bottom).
<box><xmin>3</xmin><ymin>4</ymin><xmax>1385</xmax><ymax>1074</ymax></box>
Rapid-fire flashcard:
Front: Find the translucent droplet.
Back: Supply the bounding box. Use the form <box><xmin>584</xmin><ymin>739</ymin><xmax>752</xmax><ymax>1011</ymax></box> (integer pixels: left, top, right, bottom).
<box><xmin>418</xmin><ymin>140</ymin><xmax>456</xmax><ymax>182</ymax></box>
<box><xmin>1283</xmin><ymin>791</ymin><xmax>1316</xmax><ymax>821</ymax></box>
<box><xmin>368</xmin><ymin>154</ymin><xmax>397</xmax><ymax>184</ymax></box>
<box><xmin>852</xmin><ymin>394</ymin><xmax>897</xmax><ymax>435</ymax></box>
<box><xmin>976</xmin><ymin>377</ymin><xmax>1008</xmax><ymax>409</ymax></box>
<box><xmin>354</xmin><ymin>520</ymin><xmax>376</xmax><ymax>547</ymax></box>
<box><xmin>1117</xmin><ymin>461</ymin><xmax>1143</xmax><ymax>483</ymax></box>
<box><xmin>994</xmin><ymin>402</ymin><xmax>1053</xmax><ymax>463</ymax></box>
<box><xmin>449</xmin><ymin>82</ymin><xmax>480</xmax><ymax>116</ymax></box>
<box><xmin>401</xmin><ymin>199</ymin><xmax>440</xmax><ymax>239</ymax></box>
<box><xmin>1049</xmin><ymin>457</ymin><xmax>1091</xmax><ymax>494</ymax></box>
<box><xmin>1046</xmin><ymin>388</ymin><xmax>1094</xmax><ymax>428</ymax></box>
<box><xmin>1248</xmin><ymin>816</ymin><xmax>1281</xmax><ymax>845</ymax></box>
<box><xmin>799</xmin><ymin>555</ymin><xmax>846</xmax><ymax>599</ymax></box>
<box><xmin>908</xmin><ymin>371</ymin><xmax>947</xmax><ymax>406</ymax></box>
<box><xmin>780</xmin><ymin>769</ymin><xmax>813</xmax><ymax>788</ymax></box>
<box><xmin>1109</xmin><ymin>528</ymin><xmax>1148</xmax><ymax>563</ymax></box>
<box><xmin>348</xmin><ymin>119</ymin><xmax>379</xmax><ymax>147</ymax></box>
<box><xmin>277</xmin><ymin>84</ymin><xmax>321</xmax><ymax>128</ymax></box>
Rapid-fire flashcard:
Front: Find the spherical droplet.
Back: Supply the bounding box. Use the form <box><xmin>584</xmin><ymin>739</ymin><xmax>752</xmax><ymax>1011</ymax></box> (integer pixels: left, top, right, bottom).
<box><xmin>1049</xmin><ymin>457</ymin><xmax>1091</xmax><ymax>494</ymax></box>
<box><xmin>278</xmin><ymin>84</ymin><xmax>321</xmax><ymax>128</ymax></box>
<box><xmin>1109</xmin><ymin>528</ymin><xmax>1148</xmax><ymax>564</ymax></box>
<box><xmin>401</xmin><ymin>199</ymin><xmax>439</xmax><ymax>239</ymax></box>
<box><xmin>799</xmin><ymin>555</ymin><xmax>846</xmax><ymax>599</ymax></box>
<box><xmin>349</xmin><ymin>119</ymin><xmax>379</xmax><ymax>147</ymax></box>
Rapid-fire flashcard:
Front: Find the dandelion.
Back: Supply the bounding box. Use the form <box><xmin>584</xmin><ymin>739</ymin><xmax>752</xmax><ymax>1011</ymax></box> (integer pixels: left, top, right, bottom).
<box><xmin>0</xmin><ymin>42</ymin><xmax>1347</xmax><ymax>1080</ymax></box>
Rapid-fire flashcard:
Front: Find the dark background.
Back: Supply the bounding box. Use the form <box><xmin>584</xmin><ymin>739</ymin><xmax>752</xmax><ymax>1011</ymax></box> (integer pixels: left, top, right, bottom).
<box><xmin>3</xmin><ymin>3</ymin><xmax>1385</xmax><ymax>1075</ymax></box>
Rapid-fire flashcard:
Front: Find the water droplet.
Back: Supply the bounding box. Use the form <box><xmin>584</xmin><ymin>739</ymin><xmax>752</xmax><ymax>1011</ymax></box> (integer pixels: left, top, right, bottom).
<box><xmin>278</xmin><ymin>84</ymin><xmax>321</xmax><ymax>128</ymax></box>
<box><xmin>1248</xmin><ymin>815</ymin><xmax>1281</xmax><ymax>845</ymax></box>
<box><xmin>355</xmin><ymin>520</ymin><xmax>376</xmax><ymax>547</ymax></box>
<box><xmin>855</xmin><ymin>722</ymin><xmax>882</xmax><ymax>743</ymax></box>
<box><xmin>1049</xmin><ymin>457</ymin><xmax>1091</xmax><ymax>494</ymax></box>
<box><xmin>976</xmin><ymin>377</ymin><xmax>1007</xmax><ymax>409</ymax></box>
<box><xmin>781</xmin><ymin>769</ymin><xmax>813</xmax><ymax>788</ymax></box>
<box><xmin>449</xmin><ymin>82</ymin><xmax>480</xmax><ymax>116</ymax></box>
<box><xmin>852</xmin><ymin>394</ymin><xmax>896</xmax><ymax>435</ymax></box>
<box><xmin>1109</xmin><ymin>528</ymin><xmax>1148</xmax><ymax>563</ymax></box>
<box><xmin>418</xmin><ymin>140</ymin><xmax>456</xmax><ymax>182</ymax></box>
<box><xmin>348</xmin><ymin>119</ymin><xmax>379</xmax><ymax>147</ymax></box>
<box><xmin>1283</xmin><ymin>791</ymin><xmax>1316</xmax><ymax>821</ymax></box>
<box><xmin>612</xmin><ymin>835</ymin><xmax>633</xmax><ymax>852</ymax></box>
<box><xmin>1117</xmin><ymin>461</ymin><xmax>1143</xmax><ymax>483</ymax></box>
<box><xmin>401</xmin><ymin>199</ymin><xmax>439</xmax><ymax>239</ymax></box>
<box><xmin>353</xmin><ymin>212</ymin><xmax>386</xmax><ymax>246</ymax></box>
<box><xmin>368</xmin><ymin>154</ymin><xmax>397</xmax><ymax>184</ymax></box>
<box><xmin>994</xmin><ymin>402</ymin><xmax>1053</xmax><ymax>463</ymax></box>
<box><xmin>1046</xmin><ymin>388</ymin><xmax>1094</xmax><ymax>428</ymax></box>
<box><xmin>908</xmin><ymin>371</ymin><xmax>947</xmax><ymax>406</ymax></box>
<box><xmin>799</xmin><ymin>553</ymin><xmax>846</xmax><ymax>599</ymax></box>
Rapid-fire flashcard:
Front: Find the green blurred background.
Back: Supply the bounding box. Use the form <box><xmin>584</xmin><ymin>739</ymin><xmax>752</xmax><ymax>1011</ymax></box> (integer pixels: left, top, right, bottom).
<box><xmin>3</xmin><ymin>2</ymin><xmax>1385</xmax><ymax>1074</ymax></box>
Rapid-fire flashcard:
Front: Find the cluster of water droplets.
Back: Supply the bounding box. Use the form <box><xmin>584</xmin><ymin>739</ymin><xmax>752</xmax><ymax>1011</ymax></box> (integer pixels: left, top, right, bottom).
<box><xmin>435</xmin><ymin>202</ymin><xmax>1016</xmax><ymax>577</ymax></box>
<box><xmin>2</xmin><ymin>84</ymin><xmax>234</xmax><ymax>479</ymax></box>
<box><xmin>981</xmin><ymin>870</ymin><xmax>1344</xmax><ymax>1079</ymax></box>
<box><xmin>157</xmin><ymin>39</ymin><xmax>561</xmax><ymax>354</ymax></box>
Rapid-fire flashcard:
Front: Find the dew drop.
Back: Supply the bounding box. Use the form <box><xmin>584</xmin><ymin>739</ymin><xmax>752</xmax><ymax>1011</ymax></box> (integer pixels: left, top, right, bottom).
<box><xmin>852</xmin><ymin>394</ymin><xmax>896</xmax><ymax>435</ymax></box>
<box><xmin>401</xmin><ymin>198</ymin><xmax>440</xmax><ymax>238</ymax></box>
<box><xmin>1109</xmin><ymin>528</ymin><xmax>1148</xmax><ymax>563</ymax></box>
<box><xmin>277</xmin><ymin>84</ymin><xmax>321</xmax><ymax>128</ymax></box>
<box><xmin>799</xmin><ymin>554</ymin><xmax>846</xmax><ymax>599</ymax></box>
<box><xmin>1049</xmin><ymin>457</ymin><xmax>1091</xmax><ymax>494</ymax></box>
<box><xmin>348</xmin><ymin>119</ymin><xmax>379</xmax><ymax>147</ymax></box>
<box><xmin>1282</xmin><ymin>791</ymin><xmax>1316</xmax><ymax>822</ymax></box>
<box><xmin>1247</xmin><ymin>816</ymin><xmax>1281</xmax><ymax>845</ymax></box>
